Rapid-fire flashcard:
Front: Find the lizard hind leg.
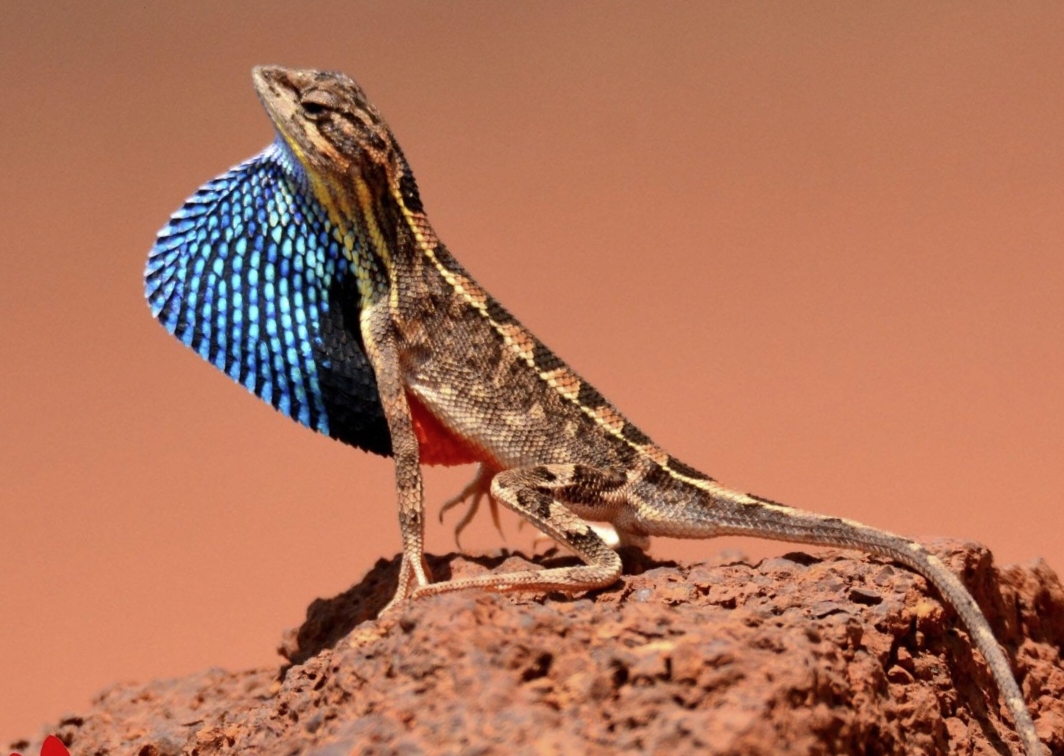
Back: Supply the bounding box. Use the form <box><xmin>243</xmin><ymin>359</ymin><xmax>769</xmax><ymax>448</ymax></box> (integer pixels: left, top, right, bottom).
<box><xmin>530</xmin><ymin>523</ymin><xmax>645</xmax><ymax>552</ymax></box>
<box><xmin>413</xmin><ymin>464</ymin><xmax>624</xmax><ymax>598</ymax></box>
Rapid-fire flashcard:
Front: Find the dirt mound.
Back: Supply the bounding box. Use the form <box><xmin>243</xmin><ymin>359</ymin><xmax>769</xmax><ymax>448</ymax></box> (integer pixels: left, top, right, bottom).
<box><xmin>11</xmin><ymin>541</ymin><xmax>1064</xmax><ymax>755</ymax></box>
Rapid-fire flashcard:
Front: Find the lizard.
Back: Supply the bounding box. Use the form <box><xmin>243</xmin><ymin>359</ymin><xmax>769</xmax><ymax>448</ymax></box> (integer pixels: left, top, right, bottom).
<box><xmin>144</xmin><ymin>66</ymin><xmax>1045</xmax><ymax>756</ymax></box>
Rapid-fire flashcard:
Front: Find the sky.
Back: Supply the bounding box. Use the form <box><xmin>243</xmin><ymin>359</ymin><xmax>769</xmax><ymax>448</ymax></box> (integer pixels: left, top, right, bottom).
<box><xmin>1</xmin><ymin>2</ymin><xmax>1062</xmax><ymax>742</ymax></box>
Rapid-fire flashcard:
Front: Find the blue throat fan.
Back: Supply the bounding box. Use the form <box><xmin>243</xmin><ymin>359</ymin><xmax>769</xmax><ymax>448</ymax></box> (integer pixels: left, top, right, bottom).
<box><xmin>145</xmin><ymin>142</ymin><xmax>392</xmax><ymax>456</ymax></box>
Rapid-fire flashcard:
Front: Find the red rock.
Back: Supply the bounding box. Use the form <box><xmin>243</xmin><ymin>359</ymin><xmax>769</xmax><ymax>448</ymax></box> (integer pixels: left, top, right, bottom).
<box><xmin>9</xmin><ymin>541</ymin><xmax>1064</xmax><ymax>755</ymax></box>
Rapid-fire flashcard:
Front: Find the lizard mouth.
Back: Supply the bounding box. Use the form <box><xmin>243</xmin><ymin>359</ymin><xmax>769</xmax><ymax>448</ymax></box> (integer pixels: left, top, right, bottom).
<box><xmin>251</xmin><ymin>65</ymin><xmax>300</xmax><ymax>96</ymax></box>
<box><xmin>250</xmin><ymin>64</ymin><xmax>280</xmax><ymax>91</ymax></box>
<box><xmin>251</xmin><ymin>65</ymin><xmax>327</xmax><ymax>172</ymax></box>
<box><xmin>252</xmin><ymin>65</ymin><xmax>302</xmax><ymax>133</ymax></box>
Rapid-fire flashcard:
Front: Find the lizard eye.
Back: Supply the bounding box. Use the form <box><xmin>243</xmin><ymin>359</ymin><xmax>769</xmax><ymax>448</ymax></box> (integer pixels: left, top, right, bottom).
<box><xmin>299</xmin><ymin>90</ymin><xmax>338</xmax><ymax>119</ymax></box>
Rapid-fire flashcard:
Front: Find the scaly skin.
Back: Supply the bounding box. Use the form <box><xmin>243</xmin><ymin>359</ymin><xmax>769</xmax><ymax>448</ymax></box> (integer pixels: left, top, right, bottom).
<box><xmin>159</xmin><ymin>66</ymin><xmax>1046</xmax><ymax>755</ymax></box>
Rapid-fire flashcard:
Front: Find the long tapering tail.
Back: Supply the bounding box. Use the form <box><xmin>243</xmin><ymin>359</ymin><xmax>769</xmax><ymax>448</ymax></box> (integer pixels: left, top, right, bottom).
<box><xmin>661</xmin><ymin>486</ymin><xmax>1043</xmax><ymax>756</ymax></box>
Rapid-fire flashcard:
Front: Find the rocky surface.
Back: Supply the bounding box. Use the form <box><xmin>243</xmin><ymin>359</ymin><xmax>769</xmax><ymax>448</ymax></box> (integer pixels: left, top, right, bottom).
<box><xmin>11</xmin><ymin>541</ymin><xmax>1064</xmax><ymax>755</ymax></box>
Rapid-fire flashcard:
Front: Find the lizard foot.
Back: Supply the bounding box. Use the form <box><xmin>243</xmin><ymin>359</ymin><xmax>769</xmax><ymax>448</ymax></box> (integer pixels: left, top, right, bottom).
<box><xmin>438</xmin><ymin>464</ymin><xmax>503</xmax><ymax>549</ymax></box>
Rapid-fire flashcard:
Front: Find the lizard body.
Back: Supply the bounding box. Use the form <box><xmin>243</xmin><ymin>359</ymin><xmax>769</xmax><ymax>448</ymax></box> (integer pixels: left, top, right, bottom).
<box><xmin>145</xmin><ymin>66</ymin><xmax>1044</xmax><ymax>755</ymax></box>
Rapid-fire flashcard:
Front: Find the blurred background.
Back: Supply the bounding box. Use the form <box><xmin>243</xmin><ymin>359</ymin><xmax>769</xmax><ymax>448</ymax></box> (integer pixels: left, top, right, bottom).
<box><xmin>2</xmin><ymin>2</ymin><xmax>1062</xmax><ymax>742</ymax></box>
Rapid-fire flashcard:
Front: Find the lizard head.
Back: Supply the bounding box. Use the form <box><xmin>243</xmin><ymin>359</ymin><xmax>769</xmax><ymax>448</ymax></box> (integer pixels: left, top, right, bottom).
<box><xmin>252</xmin><ymin>65</ymin><xmax>424</xmax><ymax>224</ymax></box>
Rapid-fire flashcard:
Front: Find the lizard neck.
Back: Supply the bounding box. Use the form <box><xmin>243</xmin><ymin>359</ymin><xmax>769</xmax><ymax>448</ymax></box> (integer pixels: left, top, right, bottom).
<box><xmin>323</xmin><ymin>158</ymin><xmax>441</xmax><ymax>318</ymax></box>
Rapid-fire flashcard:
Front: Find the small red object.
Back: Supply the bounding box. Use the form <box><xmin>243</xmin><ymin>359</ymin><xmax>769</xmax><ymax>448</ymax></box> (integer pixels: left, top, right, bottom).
<box><xmin>39</xmin><ymin>737</ymin><xmax>69</xmax><ymax>756</ymax></box>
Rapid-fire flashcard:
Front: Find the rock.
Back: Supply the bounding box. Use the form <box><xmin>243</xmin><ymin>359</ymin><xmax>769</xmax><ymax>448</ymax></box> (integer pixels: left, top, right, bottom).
<box><xmin>11</xmin><ymin>541</ymin><xmax>1064</xmax><ymax>755</ymax></box>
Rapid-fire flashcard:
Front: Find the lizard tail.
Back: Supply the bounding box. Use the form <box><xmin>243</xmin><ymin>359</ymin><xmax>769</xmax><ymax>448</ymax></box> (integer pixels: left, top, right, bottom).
<box><xmin>705</xmin><ymin>493</ymin><xmax>1043</xmax><ymax>756</ymax></box>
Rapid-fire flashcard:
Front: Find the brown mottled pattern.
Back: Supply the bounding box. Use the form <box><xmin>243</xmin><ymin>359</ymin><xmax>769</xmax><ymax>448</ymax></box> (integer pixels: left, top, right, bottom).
<box><xmin>247</xmin><ymin>66</ymin><xmax>1045</xmax><ymax>755</ymax></box>
<box><xmin>542</xmin><ymin>368</ymin><xmax>581</xmax><ymax>402</ymax></box>
<box><xmin>637</xmin><ymin>444</ymin><xmax>669</xmax><ymax>467</ymax></box>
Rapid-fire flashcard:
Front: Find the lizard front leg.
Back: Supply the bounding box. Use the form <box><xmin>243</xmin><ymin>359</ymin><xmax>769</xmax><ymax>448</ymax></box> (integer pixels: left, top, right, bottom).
<box><xmin>361</xmin><ymin>321</ymin><xmax>433</xmax><ymax>611</ymax></box>
<box><xmin>438</xmin><ymin>463</ymin><xmax>503</xmax><ymax>549</ymax></box>
<box><xmin>414</xmin><ymin>464</ymin><xmax>627</xmax><ymax>598</ymax></box>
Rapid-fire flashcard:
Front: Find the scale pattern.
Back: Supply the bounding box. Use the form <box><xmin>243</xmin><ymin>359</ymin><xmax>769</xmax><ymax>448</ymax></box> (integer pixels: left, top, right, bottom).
<box><xmin>144</xmin><ymin>142</ymin><xmax>392</xmax><ymax>456</ymax></box>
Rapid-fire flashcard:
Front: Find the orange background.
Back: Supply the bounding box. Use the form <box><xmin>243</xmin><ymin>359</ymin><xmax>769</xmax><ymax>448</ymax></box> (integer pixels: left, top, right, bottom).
<box><xmin>2</xmin><ymin>2</ymin><xmax>1062</xmax><ymax>742</ymax></box>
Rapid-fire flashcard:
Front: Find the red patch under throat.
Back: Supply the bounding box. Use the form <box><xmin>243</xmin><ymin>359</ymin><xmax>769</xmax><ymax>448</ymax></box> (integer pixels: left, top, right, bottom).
<box><xmin>406</xmin><ymin>392</ymin><xmax>486</xmax><ymax>467</ymax></box>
